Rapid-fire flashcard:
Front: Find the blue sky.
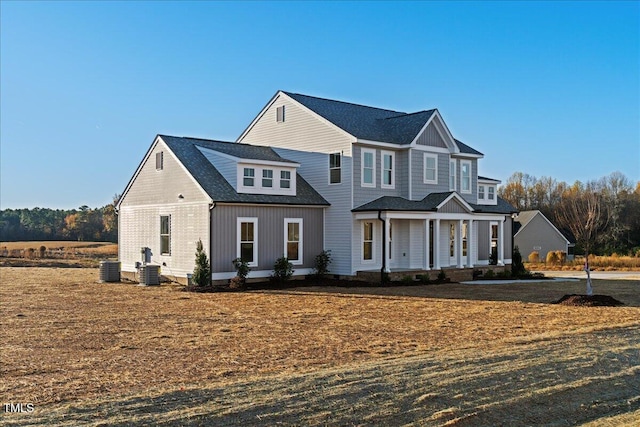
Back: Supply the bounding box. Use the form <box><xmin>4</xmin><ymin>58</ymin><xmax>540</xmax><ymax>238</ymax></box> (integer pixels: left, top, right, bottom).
<box><xmin>1</xmin><ymin>1</ymin><xmax>638</xmax><ymax>209</ymax></box>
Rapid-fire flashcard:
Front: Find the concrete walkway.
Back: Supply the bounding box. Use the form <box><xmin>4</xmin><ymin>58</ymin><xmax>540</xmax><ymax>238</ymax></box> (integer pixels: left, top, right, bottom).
<box><xmin>533</xmin><ymin>270</ymin><xmax>640</xmax><ymax>281</ymax></box>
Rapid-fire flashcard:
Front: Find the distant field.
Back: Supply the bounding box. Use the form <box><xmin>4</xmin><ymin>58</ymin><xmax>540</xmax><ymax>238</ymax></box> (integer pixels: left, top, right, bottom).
<box><xmin>0</xmin><ymin>241</ymin><xmax>117</xmax><ymax>266</ymax></box>
<box><xmin>1</xmin><ymin>267</ymin><xmax>638</xmax><ymax>425</ymax></box>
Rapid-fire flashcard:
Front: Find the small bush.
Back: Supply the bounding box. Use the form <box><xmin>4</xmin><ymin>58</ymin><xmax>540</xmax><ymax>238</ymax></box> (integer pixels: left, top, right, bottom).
<box><xmin>437</xmin><ymin>270</ymin><xmax>447</xmax><ymax>283</ymax></box>
<box><xmin>231</xmin><ymin>257</ymin><xmax>251</xmax><ymax>290</ymax></box>
<box><xmin>528</xmin><ymin>251</ymin><xmax>540</xmax><ymax>263</ymax></box>
<box><xmin>497</xmin><ymin>269</ymin><xmax>511</xmax><ymax>278</ymax></box>
<box><xmin>417</xmin><ymin>274</ymin><xmax>431</xmax><ymax>284</ymax></box>
<box><xmin>271</xmin><ymin>256</ymin><xmax>293</xmax><ymax>284</ymax></box>
<box><xmin>546</xmin><ymin>251</ymin><xmax>559</xmax><ymax>264</ymax></box>
<box><xmin>484</xmin><ymin>269</ymin><xmax>495</xmax><ymax>279</ymax></box>
<box><xmin>192</xmin><ymin>239</ymin><xmax>211</xmax><ymax>287</ymax></box>
<box><xmin>400</xmin><ymin>275</ymin><xmax>414</xmax><ymax>285</ymax></box>
<box><xmin>313</xmin><ymin>250</ymin><xmax>332</xmax><ymax>277</ymax></box>
<box><xmin>511</xmin><ymin>246</ymin><xmax>527</xmax><ymax>277</ymax></box>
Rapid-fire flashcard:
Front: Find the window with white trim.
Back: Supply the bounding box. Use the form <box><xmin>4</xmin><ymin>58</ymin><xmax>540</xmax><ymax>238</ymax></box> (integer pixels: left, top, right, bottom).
<box><xmin>160</xmin><ymin>215</ymin><xmax>171</xmax><ymax>255</ymax></box>
<box><xmin>238</xmin><ymin>218</ymin><xmax>258</xmax><ymax>267</ymax></box>
<box><xmin>461</xmin><ymin>160</ymin><xmax>471</xmax><ymax>194</ymax></box>
<box><xmin>280</xmin><ymin>170</ymin><xmax>291</xmax><ymax>188</ymax></box>
<box><xmin>262</xmin><ymin>169</ymin><xmax>273</xmax><ymax>188</ymax></box>
<box><xmin>381</xmin><ymin>151</ymin><xmax>394</xmax><ymax>188</ymax></box>
<box><xmin>462</xmin><ymin>223</ymin><xmax>468</xmax><ymax>257</ymax></box>
<box><xmin>449</xmin><ymin>223</ymin><xmax>456</xmax><ymax>257</ymax></box>
<box><xmin>276</xmin><ymin>105</ymin><xmax>285</xmax><ymax>122</ymax></box>
<box><xmin>284</xmin><ymin>218</ymin><xmax>302</xmax><ymax>264</ymax></box>
<box><xmin>362</xmin><ymin>149</ymin><xmax>375</xmax><ymax>187</ymax></box>
<box><xmin>329</xmin><ymin>153</ymin><xmax>341</xmax><ymax>184</ymax></box>
<box><xmin>478</xmin><ymin>185</ymin><xmax>485</xmax><ymax>200</ymax></box>
<box><xmin>488</xmin><ymin>186</ymin><xmax>495</xmax><ymax>200</ymax></box>
<box><xmin>449</xmin><ymin>160</ymin><xmax>456</xmax><ymax>191</ymax></box>
<box><xmin>424</xmin><ymin>153</ymin><xmax>438</xmax><ymax>184</ymax></box>
<box><xmin>363</xmin><ymin>221</ymin><xmax>374</xmax><ymax>261</ymax></box>
<box><xmin>243</xmin><ymin>168</ymin><xmax>255</xmax><ymax>187</ymax></box>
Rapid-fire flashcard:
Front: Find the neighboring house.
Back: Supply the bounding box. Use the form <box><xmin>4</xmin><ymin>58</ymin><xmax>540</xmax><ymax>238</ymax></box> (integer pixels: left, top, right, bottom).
<box><xmin>514</xmin><ymin>210</ymin><xmax>575</xmax><ymax>261</ymax></box>
<box><xmin>117</xmin><ymin>90</ymin><xmax>518</xmax><ymax>282</ymax></box>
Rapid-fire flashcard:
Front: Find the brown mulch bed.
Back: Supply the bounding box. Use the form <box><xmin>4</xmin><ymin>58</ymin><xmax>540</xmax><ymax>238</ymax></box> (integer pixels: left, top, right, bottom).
<box><xmin>554</xmin><ymin>294</ymin><xmax>625</xmax><ymax>307</ymax></box>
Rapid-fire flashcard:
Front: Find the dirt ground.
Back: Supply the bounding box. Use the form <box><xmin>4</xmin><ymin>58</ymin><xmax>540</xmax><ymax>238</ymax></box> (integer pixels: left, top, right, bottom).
<box><xmin>1</xmin><ymin>267</ymin><xmax>639</xmax><ymax>426</ymax></box>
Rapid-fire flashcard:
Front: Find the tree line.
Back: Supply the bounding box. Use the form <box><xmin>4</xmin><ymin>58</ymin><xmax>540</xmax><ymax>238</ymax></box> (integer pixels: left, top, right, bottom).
<box><xmin>499</xmin><ymin>171</ymin><xmax>640</xmax><ymax>256</ymax></box>
<box><xmin>0</xmin><ymin>196</ymin><xmax>119</xmax><ymax>243</ymax></box>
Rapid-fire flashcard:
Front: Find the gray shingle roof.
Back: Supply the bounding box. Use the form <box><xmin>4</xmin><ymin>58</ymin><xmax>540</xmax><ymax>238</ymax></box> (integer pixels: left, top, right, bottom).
<box><xmin>353</xmin><ymin>192</ymin><xmax>517</xmax><ymax>214</ymax></box>
<box><xmin>454</xmin><ymin>139</ymin><xmax>483</xmax><ymax>156</ymax></box>
<box><xmin>284</xmin><ymin>91</ymin><xmax>436</xmax><ymax>145</ymax></box>
<box><xmin>478</xmin><ymin>175</ymin><xmax>501</xmax><ymax>182</ymax></box>
<box><xmin>159</xmin><ymin>135</ymin><xmax>329</xmax><ymax>206</ymax></box>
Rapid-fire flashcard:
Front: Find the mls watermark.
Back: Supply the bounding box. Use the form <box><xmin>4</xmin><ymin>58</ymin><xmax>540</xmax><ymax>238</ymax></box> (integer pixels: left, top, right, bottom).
<box><xmin>4</xmin><ymin>403</ymin><xmax>35</xmax><ymax>414</ymax></box>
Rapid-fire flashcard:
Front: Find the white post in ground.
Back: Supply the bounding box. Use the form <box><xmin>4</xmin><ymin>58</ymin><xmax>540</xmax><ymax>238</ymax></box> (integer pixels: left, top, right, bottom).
<box><xmin>498</xmin><ymin>218</ymin><xmax>505</xmax><ymax>266</ymax></box>
<box><xmin>433</xmin><ymin>219</ymin><xmax>440</xmax><ymax>270</ymax></box>
<box><xmin>467</xmin><ymin>219</ymin><xmax>474</xmax><ymax>268</ymax></box>
<box><xmin>457</xmin><ymin>219</ymin><xmax>464</xmax><ymax>268</ymax></box>
<box><xmin>424</xmin><ymin>219</ymin><xmax>430</xmax><ymax>270</ymax></box>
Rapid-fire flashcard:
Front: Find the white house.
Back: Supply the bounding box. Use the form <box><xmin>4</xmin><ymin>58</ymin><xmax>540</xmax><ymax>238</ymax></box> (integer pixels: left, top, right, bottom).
<box><xmin>117</xmin><ymin>91</ymin><xmax>517</xmax><ymax>283</ymax></box>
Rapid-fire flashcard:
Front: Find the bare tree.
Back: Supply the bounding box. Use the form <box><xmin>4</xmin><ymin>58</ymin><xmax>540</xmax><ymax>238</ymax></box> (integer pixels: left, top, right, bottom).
<box><xmin>555</xmin><ymin>182</ymin><xmax>610</xmax><ymax>295</ymax></box>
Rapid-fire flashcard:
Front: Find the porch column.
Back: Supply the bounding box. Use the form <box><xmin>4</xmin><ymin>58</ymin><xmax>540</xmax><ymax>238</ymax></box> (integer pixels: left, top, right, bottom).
<box><xmin>433</xmin><ymin>219</ymin><xmax>440</xmax><ymax>270</ymax></box>
<box><xmin>457</xmin><ymin>220</ymin><xmax>464</xmax><ymax>268</ymax></box>
<box><xmin>498</xmin><ymin>218</ymin><xmax>505</xmax><ymax>266</ymax></box>
<box><xmin>467</xmin><ymin>219</ymin><xmax>474</xmax><ymax>268</ymax></box>
<box><xmin>384</xmin><ymin>218</ymin><xmax>391</xmax><ymax>273</ymax></box>
<box><xmin>424</xmin><ymin>219</ymin><xmax>430</xmax><ymax>270</ymax></box>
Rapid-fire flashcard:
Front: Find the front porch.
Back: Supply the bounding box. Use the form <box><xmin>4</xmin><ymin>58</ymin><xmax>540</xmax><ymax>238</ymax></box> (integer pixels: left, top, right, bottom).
<box><xmin>355</xmin><ymin>265</ymin><xmax>511</xmax><ymax>283</ymax></box>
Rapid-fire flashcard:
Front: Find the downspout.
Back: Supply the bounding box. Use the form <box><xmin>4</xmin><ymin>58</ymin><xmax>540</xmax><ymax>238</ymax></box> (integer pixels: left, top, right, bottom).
<box><xmin>209</xmin><ymin>202</ymin><xmax>216</xmax><ymax>285</ymax></box>
<box><xmin>378</xmin><ymin>210</ymin><xmax>386</xmax><ymax>284</ymax></box>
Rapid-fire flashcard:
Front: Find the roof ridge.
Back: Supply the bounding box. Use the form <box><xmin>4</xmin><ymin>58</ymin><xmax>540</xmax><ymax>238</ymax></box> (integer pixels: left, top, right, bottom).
<box><xmin>380</xmin><ymin>109</ymin><xmax>436</xmax><ymax>120</ymax></box>
<box><xmin>283</xmin><ymin>91</ymin><xmax>406</xmax><ymax>114</ymax></box>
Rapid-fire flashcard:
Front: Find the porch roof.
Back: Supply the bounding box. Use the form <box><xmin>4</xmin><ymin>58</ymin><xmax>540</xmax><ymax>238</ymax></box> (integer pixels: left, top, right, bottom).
<box><xmin>352</xmin><ymin>192</ymin><xmax>517</xmax><ymax>214</ymax></box>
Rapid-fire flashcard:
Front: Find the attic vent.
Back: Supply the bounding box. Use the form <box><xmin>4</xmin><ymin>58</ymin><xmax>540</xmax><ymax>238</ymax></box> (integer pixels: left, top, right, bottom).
<box><xmin>156</xmin><ymin>151</ymin><xmax>164</xmax><ymax>170</ymax></box>
<box><xmin>276</xmin><ymin>105</ymin><xmax>285</xmax><ymax>123</ymax></box>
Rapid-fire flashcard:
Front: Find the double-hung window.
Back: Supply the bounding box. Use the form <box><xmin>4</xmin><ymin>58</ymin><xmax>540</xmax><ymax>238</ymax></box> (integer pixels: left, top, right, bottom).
<box><xmin>280</xmin><ymin>170</ymin><xmax>291</xmax><ymax>189</ymax></box>
<box><xmin>243</xmin><ymin>168</ymin><xmax>255</xmax><ymax>187</ymax></box>
<box><xmin>160</xmin><ymin>215</ymin><xmax>171</xmax><ymax>255</ymax></box>
<box><xmin>284</xmin><ymin>218</ymin><xmax>302</xmax><ymax>264</ymax></box>
<box><xmin>363</xmin><ymin>221</ymin><xmax>374</xmax><ymax>261</ymax></box>
<box><xmin>424</xmin><ymin>154</ymin><xmax>438</xmax><ymax>184</ymax></box>
<box><xmin>381</xmin><ymin>151</ymin><xmax>394</xmax><ymax>188</ymax></box>
<box><xmin>262</xmin><ymin>169</ymin><xmax>273</xmax><ymax>188</ymax></box>
<box><xmin>478</xmin><ymin>185</ymin><xmax>485</xmax><ymax>200</ymax></box>
<box><xmin>329</xmin><ymin>153</ymin><xmax>341</xmax><ymax>184</ymax></box>
<box><xmin>449</xmin><ymin>160</ymin><xmax>456</xmax><ymax>191</ymax></box>
<box><xmin>238</xmin><ymin>218</ymin><xmax>258</xmax><ymax>267</ymax></box>
<box><xmin>488</xmin><ymin>186</ymin><xmax>495</xmax><ymax>200</ymax></box>
<box><xmin>362</xmin><ymin>149</ymin><xmax>375</xmax><ymax>187</ymax></box>
<box><xmin>461</xmin><ymin>161</ymin><xmax>471</xmax><ymax>193</ymax></box>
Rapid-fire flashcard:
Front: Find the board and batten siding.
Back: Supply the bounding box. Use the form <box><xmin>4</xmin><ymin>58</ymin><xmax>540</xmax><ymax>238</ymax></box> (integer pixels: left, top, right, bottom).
<box><xmin>476</xmin><ymin>221</ymin><xmax>490</xmax><ymax>262</ymax></box>
<box><xmin>118</xmin><ymin>203</ymin><xmax>211</xmax><ymax>276</ymax></box>
<box><xmin>239</xmin><ymin>93</ymin><xmax>354</xmax><ymax>157</ymax></box>
<box><xmin>210</xmin><ymin>204</ymin><xmax>324</xmax><ymax>277</ymax></box>
<box><xmin>120</xmin><ymin>139</ymin><xmax>210</xmax><ymax>206</ymax></box>
<box><xmin>273</xmin><ymin>147</ymin><xmax>353</xmax><ymax>276</ymax></box>
<box><xmin>416</xmin><ymin>121</ymin><xmax>448</xmax><ymax>148</ymax></box>
<box><xmin>439</xmin><ymin>198</ymin><xmax>470</xmax><ymax>214</ymax></box>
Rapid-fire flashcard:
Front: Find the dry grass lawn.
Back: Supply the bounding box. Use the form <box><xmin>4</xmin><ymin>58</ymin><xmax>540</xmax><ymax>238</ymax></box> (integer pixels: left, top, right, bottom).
<box><xmin>1</xmin><ymin>267</ymin><xmax>639</xmax><ymax>426</ymax></box>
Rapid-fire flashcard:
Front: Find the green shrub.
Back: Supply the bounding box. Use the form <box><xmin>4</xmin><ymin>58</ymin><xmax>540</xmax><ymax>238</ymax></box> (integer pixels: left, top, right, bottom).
<box><xmin>192</xmin><ymin>239</ymin><xmax>211</xmax><ymax>287</ymax></box>
<box><xmin>497</xmin><ymin>269</ymin><xmax>511</xmax><ymax>278</ymax></box>
<box><xmin>313</xmin><ymin>250</ymin><xmax>332</xmax><ymax>277</ymax></box>
<box><xmin>400</xmin><ymin>275</ymin><xmax>414</xmax><ymax>285</ymax></box>
<box><xmin>484</xmin><ymin>269</ymin><xmax>495</xmax><ymax>279</ymax></box>
<box><xmin>231</xmin><ymin>257</ymin><xmax>251</xmax><ymax>289</ymax></box>
<box><xmin>437</xmin><ymin>270</ymin><xmax>447</xmax><ymax>283</ymax></box>
<box><xmin>417</xmin><ymin>274</ymin><xmax>431</xmax><ymax>285</ymax></box>
<box><xmin>271</xmin><ymin>256</ymin><xmax>293</xmax><ymax>284</ymax></box>
<box><xmin>511</xmin><ymin>246</ymin><xmax>527</xmax><ymax>277</ymax></box>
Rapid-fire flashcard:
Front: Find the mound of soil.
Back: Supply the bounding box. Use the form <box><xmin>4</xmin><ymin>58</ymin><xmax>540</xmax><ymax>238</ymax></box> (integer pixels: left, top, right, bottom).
<box><xmin>554</xmin><ymin>294</ymin><xmax>624</xmax><ymax>307</ymax></box>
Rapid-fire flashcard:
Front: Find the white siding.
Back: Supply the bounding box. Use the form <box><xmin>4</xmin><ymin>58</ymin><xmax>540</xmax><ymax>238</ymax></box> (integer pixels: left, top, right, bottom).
<box><xmin>273</xmin><ymin>147</ymin><xmax>353</xmax><ymax>276</ymax></box>
<box><xmin>239</xmin><ymin>93</ymin><xmax>354</xmax><ymax>156</ymax></box>
<box><xmin>352</xmin><ymin>218</ymin><xmax>382</xmax><ymax>272</ymax></box>
<box><xmin>440</xmin><ymin>221</ymin><xmax>453</xmax><ymax>267</ymax></box>
<box><xmin>118</xmin><ymin>203</ymin><xmax>210</xmax><ymax>277</ymax></box>
<box><xmin>390</xmin><ymin>220</ymin><xmax>410</xmax><ymax>269</ymax></box>
<box><xmin>196</xmin><ymin>147</ymin><xmax>237</xmax><ymax>188</ymax></box>
<box><xmin>121</xmin><ymin>139</ymin><xmax>210</xmax><ymax>206</ymax></box>
<box><xmin>409</xmin><ymin>220</ymin><xmax>425</xmax><ymax>268</ymax></box>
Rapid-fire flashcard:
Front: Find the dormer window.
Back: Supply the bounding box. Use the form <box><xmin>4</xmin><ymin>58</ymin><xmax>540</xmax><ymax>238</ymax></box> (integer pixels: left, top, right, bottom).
<box><xmin>262</xmin><ymin>169</ymin><xmax>273</xmax><ymax>187</ymax></box>
<box><xmin>243</xmin><ymin>168</ymin><xmax>255</xmax><ymax>186</ymax></box>
<box><xmin>280</xmin><ymin>170</ymin><xmax>291</xmax><ymax>188</ymax></box>
<box><xmin>478</xmin><ymin>185</ymin><xmax>485</xmax><ymax>200</ymax></box>
<box><xmin>488</xmin><ymin>186</ymin><xmax>495</xmax><ymax>200</ymax></box>
<box><xmin>276</xmin><ymin>105</ymin><xmax>285</xmax><ymax>123</ymax></box>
